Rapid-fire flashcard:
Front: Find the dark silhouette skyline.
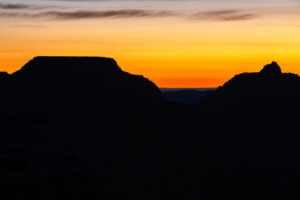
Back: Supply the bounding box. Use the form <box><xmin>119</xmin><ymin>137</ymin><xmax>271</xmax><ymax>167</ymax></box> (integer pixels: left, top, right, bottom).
<box><xmin>1</xmin><ymin>57</ymin><xmax>300</xmax><ymax>199</ymax></box>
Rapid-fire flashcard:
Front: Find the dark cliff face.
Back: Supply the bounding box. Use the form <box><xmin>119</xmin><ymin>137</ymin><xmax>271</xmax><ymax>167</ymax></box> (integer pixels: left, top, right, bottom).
<box><xmin>0</xmin><ymin>56</ymin><xmax>162</xmax><ymax>106</ymax></box>
<box><xmin>201</xmin><ymin>61</ymin><xmax>300</xmax><ymax>139</ymax></box>
<box><xmin>0</xmin><ymin>57</ymin><xmax>167</xmax><ymax>199</ymax></box>
<box><xmin>203</xmin><ymin>61</ymin><xmax>300</xmax><ymax>106</ymax></box>
<box><xmin>197</xmin><ymin>62</ymin><xmax>300</xmax><ymax>198</ymax></box>
<box><xmin>3</xmin><ymin>59</ymin><xmax>300</xmax><ymax>199</ymax></box>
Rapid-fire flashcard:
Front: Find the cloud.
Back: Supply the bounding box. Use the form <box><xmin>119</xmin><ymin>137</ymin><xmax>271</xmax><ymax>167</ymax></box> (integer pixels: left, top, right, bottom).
<box><xmin>189</xmin><ymin>10</ymin><xmax>258</xmax><ymax>21</ymax></box>
<box><xmin>0</xmin><ymin>7</ymin><xmax>259</xmax><ymax>21</ymax></box>
<box><xmin>35</xmin><ymin>9</ymin><xmax>178</xmax><ymax>19</ymax></box>
<box><xmin>0</xmin><ymin>3</ymin><xmax>49</xmax><ymax>10</ymax></box>
<box><xmin>0</xmin><ymin>3</ymin><xmax>30</xmax><ymax>9</ymax></box>
<box><xmin>0</xmin><ymin>12</ymin><xmax>26</xmax><ymax>18</ymax></box>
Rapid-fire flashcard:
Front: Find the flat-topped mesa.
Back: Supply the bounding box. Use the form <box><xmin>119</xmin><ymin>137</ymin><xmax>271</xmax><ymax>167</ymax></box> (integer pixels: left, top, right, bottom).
<box><xmin>2</xmin><ymin>56</ymin><xmax>162</xmax><ymax>105</ymax></box>
<box><xmin>17</xmin><ymin>56</ymin><xmax>122</xmax><ymax>74</ymax></box>
<box><xmin>260</xmin><ymin>61</ymin><xmax>282</xmax><ymax>75</ymax></box>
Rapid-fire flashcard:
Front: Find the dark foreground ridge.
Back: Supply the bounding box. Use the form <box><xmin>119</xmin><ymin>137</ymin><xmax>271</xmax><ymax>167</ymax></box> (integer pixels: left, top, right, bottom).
<box><xmin>1</xmin><ymin>59</ymin><xmax>300</xmax><ymax>199</ymax></box>
<box><xmin>0</xmin><ymin>56</ymin><xmax>162</xmax><ymax>107</ymax></box>
<box><xmin>203</xmin><ymin>61</ymin><xmax>300</xmax><ymax>106</ymax></box>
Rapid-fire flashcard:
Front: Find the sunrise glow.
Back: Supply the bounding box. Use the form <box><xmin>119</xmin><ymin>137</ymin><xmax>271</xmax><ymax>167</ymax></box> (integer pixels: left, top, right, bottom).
<box><xmin>1</xmin><ymin>0</ymin><xmax>300</xmax><ymax>87</ymax></box>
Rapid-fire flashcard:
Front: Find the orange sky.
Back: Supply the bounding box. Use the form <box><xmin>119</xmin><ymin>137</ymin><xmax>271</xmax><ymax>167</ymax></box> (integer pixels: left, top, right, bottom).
<box><xmin>1</xmin><ymin>0</ymin><xmax>300</xmax><ymax>87</ymax></box>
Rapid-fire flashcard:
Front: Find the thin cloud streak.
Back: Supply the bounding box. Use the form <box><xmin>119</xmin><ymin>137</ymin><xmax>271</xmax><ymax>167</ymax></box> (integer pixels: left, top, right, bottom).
<box><xmin>0</xmin><ymin>6</ymin><xmax>260</xmax><ymax>21</ymax></box>
<box><xmin>36</xmin><ymin>10</ymin><xmax>179</xmax><ymax>19</ymax></box>
<box><xmin>190</xmin><ymin>10</ymin><xmax>258</xmax><ymax>21</ymax></box>
<box><xmin>0</xmin><ymin>3</ymin><xmax>30</xmax><ymax>9</ymax></box>
<box><xmin>0</xmin><ymin>3</ymin><xmax>52</xmax><ymax>10</ymax></box>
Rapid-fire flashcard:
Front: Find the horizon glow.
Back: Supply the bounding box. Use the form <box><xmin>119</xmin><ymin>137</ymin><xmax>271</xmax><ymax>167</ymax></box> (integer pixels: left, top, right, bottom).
<box><xmin>1</xmin><ymin>0</ymin><xmax>300</xmax><ymax>87</ymax></box>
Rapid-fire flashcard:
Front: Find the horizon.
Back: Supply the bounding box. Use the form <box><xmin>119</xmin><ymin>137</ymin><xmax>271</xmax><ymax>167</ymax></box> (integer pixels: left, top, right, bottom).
<box><xmin>160</xmin><ymin>87</ymin><xmax>217</xmax><ymax>90</ymax></box>
<box><xmin>1</xmin><ymin>0</ymin><xmax>300</xmax><ymax>87</ymax></box>
<box><xmin>2</xmin><ymin>56</ymin><xmax>290</xmax><ymax>89</ymax></box>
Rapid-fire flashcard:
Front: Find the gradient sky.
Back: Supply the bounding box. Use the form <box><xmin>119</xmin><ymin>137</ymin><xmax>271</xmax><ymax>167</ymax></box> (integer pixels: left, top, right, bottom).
<box><xmin>1</xmin><ymin>0</ymin><xmax>300</xmax><ymax>87</ymax></box>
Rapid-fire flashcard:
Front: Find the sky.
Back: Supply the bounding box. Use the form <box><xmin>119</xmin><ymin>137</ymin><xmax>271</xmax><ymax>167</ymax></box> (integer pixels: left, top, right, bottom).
<box><xmin>1</xmin><ymin>0</ymin><xmax>300</xmax><ymax>87</ymax></box>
